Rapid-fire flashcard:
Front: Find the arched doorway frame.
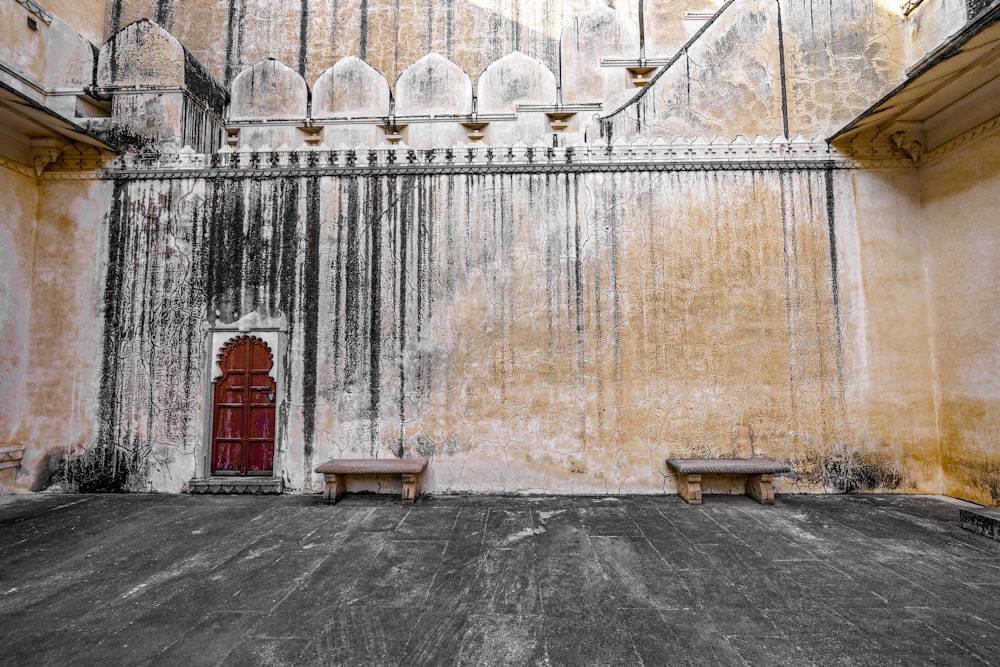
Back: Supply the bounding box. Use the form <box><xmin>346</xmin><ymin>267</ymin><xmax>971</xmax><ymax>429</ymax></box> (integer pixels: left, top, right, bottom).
<box><xmin>202</xmin><ymin>321</ymin><xmax>285</xmax><ymax>480</ymax></box>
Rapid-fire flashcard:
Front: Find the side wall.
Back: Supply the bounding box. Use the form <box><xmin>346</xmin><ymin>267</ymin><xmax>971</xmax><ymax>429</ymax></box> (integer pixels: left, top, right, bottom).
<box><xmin>921</xmin><ymin>129</ymin><xmax>1000</xmax><ymax>506</ymax></box>
<box><xmin>0</xmin><ymin>164</ymin><xmax>38</xmax><ymax>491</ymax></box>
<box><xmin>841</xmin><ymin>167</ymin><xmax>941</xmax><ymax>494</ymax></box>
<box><xmin>12</xmin><ymin>178</ymin><xmax>111</xmax><ymax>493</ymax></box>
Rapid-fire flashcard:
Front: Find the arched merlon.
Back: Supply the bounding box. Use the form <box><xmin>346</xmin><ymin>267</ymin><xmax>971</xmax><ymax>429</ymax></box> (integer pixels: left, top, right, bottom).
<box><xmin>230</xmin><ymin>59</ymin><xmax>309</xmax><ymax>122</ymax></box>
<box><xmin>478</xmin><ymin>51</ymin><xmax>557</xmax><ymax>146</ymax></box>
<box><xmin>560</xmin><ymin>5</ymin><xmax>639</xmax><ymax>105</ymax></box>
<box><xmin>395</xmin><ymin>53</ymin><xmax>473</xmax><ymax>116</ymax></box>
<box><xmin>312</xmin><ymin>57</ymin><xmax>390</xmax><ymax>119</ymax></box>
<box><xmin>97</xmin><ymin>19</ymin><xmax>227</xmax><ymax>115</ymax></box>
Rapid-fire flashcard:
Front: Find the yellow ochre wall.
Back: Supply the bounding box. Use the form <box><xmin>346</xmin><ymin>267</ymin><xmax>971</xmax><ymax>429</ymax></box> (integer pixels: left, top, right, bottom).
<box><xmin>921</xmin><ymin>129</ymin><xmax>1000</xmax><ymax>506</ymax></box>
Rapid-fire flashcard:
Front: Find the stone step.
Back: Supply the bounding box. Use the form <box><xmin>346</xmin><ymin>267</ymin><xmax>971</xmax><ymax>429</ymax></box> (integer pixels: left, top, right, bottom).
<box><xmin>185</xmin><ymin>478</ymin><xmax>284</xmax><ymax>495</ymax></box>
<box><xmin>960</xmin><ymin>507</ymin><xmax>1000</xmax><ymax>541</ymax></box>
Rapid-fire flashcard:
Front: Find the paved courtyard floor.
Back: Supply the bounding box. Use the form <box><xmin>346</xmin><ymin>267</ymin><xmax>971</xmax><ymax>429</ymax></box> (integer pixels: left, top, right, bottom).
<box><xmin>1</xmin><ymin>491</ymin><xmax>998</xmax><ymax>666</ymax></box>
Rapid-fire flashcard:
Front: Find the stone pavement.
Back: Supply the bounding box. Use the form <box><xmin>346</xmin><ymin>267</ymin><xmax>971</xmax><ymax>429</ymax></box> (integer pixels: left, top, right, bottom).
<box><xmin>1</xmin><ymin>492</ymin><xmax>998</xmax><ymax>666</ymax></box>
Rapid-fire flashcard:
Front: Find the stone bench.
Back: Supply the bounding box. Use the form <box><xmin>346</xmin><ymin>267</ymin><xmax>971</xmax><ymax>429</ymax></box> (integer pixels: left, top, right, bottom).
<box><xmin>314</xmin><ymin>458</ymin><xmax>428</xmax><ymax>505</ymax></box>
<box><xmin>666</xmin><ymin>458</ymin><xmax>791</xmax><ymax>505</ymax></box>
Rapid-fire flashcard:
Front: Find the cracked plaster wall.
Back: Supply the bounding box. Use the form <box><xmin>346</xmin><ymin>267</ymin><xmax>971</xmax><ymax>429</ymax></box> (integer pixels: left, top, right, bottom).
<box><xmin>600</xmin><ymin>0</ymin><xmax>906</xmax><ymax>142</ymax></box>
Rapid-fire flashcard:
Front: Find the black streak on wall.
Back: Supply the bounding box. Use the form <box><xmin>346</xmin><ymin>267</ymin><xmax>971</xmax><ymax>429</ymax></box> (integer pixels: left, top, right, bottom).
<box><xmin>109</xmin><ymin>0</ymin><xmax>124</xmax><ymax>33</ymax></box>
<box><xmin>225</xmin><ymin>0</ymin><xmax>248</xmax><ymax>86</ymax></box>
<box><xmin>299</xmin><ymin>0</ymin><xmax>310</xmax><ymax>78</ymax></box>
<box><xmin>301</xmin><ymin>178</ymin><xmax>322</xmax><ymax>472</ymax></box>
<box><xmin>155</xmin><ymin>0</ymin><xmax>173</xmax><ymax>29</ymax></box>
<box><xmin>93</xmin><ymin>181</ymin><xmax>131</xmax><ymax>489</ymax></box>
<box><xmin>776</xmin><ymin>0</ymin><xmax>790</xmax><ymax>139</ymax></box>
<box><xmin>358</xmin><ymin>0</ymin><xmax>370</xmax><ymax>62</ymax></box>
<box><xmin>366</xmin><ymin>177</ymin><xmax>383</xmax><ymax>457</ymax></box>
<box><xmin>825</xmin><ymin>167</ymin><xmax>844</xmax><ymax>387</ymax></box>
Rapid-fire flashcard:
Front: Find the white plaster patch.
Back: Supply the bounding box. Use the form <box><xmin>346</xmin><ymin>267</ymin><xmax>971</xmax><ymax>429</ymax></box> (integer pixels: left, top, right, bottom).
<box><xmin>537</xmin><ymin>510</ymin><xmax>565</xmax><ymax>522</ymax></box>
<box><xmin>504</xmin><ymin>526</ymin><xmax>546</xmax><ymax>544</ymax></box>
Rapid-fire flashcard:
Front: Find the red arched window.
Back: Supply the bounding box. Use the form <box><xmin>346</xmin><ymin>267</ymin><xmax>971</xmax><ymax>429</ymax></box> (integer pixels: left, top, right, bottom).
<box><xmin>212</xmin><ymin>336</ymin><xmax>277</xmax><ymax>476</ymax></box>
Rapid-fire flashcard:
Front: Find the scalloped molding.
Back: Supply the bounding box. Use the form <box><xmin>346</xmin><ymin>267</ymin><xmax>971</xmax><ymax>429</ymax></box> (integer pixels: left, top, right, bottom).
<box><xmin>920</xmin><ymin>112</ymin><xmax>1000</xmax><ymax>165</ymax></box>
<box><xmin>0</xmin><ymin>155</ymin><xmax>37</xmax><ymax>179</ymax></box>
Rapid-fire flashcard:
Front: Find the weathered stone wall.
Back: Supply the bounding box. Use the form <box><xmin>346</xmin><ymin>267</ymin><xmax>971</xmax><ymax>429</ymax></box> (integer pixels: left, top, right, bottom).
<box><xmin>921</xmin><ymin>128</ymin><xmax>1000</xmax><ymax>506</ymax></box>
<box><xmin>86</xmin><ymin>160</ymin><xmax>940</xmax><ymax>496</ymax></box>
<box><xmin>4</xmin><ymin>0</ymin><xmax>997</xmax><ymax>503</ymax></box>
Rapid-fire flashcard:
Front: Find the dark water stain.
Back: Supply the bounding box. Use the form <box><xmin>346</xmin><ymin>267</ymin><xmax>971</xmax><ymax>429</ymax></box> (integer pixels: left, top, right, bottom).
<box><xmin>571</xmin><ymin>173</ymin><xmax>584</xmax><ymax>373</ymax></box>
<box><xmin>825</xmin><ymin>167</ymin><xmax>844</xmax><ymax>387</ymax></box>
<box><xmin>207</xmin><ymin>179</ymin><xmax>246</xmax><ymax>321</ymax></box>
<box><xmin>812</xmin><ymin>451</ymin><xmax>907</xmax><ymax>493</ymax></box>
<box><xmin>109</xmin><ymin>0</ymin><xmax>124</xmax><ymax>33</ymax></box>
<box><xmin>301</xmin><ymin>177</ymin><xmax>322</xmax><ymax>472</ymax></box>
<box><xmin>155</xmin><ymin>0</ymin><xmax>173</xmax><ymax>29</ymax></box>
<box><xmin>445</xmin><ymin>0</ymin><xmax>456</xmax><ymax>57</ymax></box>
<box><xmin>225</xmin><ymin>0</ymin><xmax>248</xmax><ymax>85</ymax></box>
<box><xmin>397</xmin><ymin>175</ymin><xmax>412</xmax><ymax>453</ymax></box>
<box><xmin>365</xmin><ymin>176</ymin><xmax>384</xmax><ymax>456</ymax></box>
<box><xmin>776</xmin><ymin>0</ymin><xmax>789</xmax><ymax>139</ymax></box>
<box><xmin>359</xmin><ymin>0</ymin><xmax>369</xmax><ymax>62</ymax></box>
<box><xmin>298</xmin><ymin>0</ymin><xmax>310</xmax><ymax>77</ymax></box>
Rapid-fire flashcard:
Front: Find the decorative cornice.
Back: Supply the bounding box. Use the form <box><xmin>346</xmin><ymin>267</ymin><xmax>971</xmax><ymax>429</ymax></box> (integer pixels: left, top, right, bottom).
<box><xmin>15</xmin><ymin>0</ymin><xmax>53</xmax><ymax>24</ymax></box>
<box><xmin>919</xmin><ymin>112</ymin><xmax>1000</xmax><ymax>165</ymax></box>
<box><xmin>0</xmin><ymin>154</ymin><xmax>37</xmax><ymax>179</ymax></box>
<box><xmin>104</xmin><ymin>136</ymin><xmax>914</xmax><ymax>180</ymax></box>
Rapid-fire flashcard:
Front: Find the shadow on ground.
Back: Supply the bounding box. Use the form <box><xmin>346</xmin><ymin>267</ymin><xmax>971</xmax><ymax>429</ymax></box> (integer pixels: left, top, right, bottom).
<box><xmin>1</xmin><ymin>492</ymin><xmax>998</xmax><ymax>665</ymax></box>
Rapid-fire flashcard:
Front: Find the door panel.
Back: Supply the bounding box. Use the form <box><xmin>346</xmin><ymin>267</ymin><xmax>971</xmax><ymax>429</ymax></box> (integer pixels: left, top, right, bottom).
<box><xmin>211</xmin><ymin>336</ymin><xmax>277</xmax><ymax>476</ymax></box>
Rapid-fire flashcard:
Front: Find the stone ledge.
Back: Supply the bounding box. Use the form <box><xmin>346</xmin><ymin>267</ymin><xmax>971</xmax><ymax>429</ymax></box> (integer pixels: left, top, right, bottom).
<box><xmin>185</xmin><ymin>478</ymin><xmax>284</xmax><ymax>495</ymax></box>
<box><xmin>960</xmin><ymin>507</ymin><xmax>1000</xmax><ymax>541</ymax></box>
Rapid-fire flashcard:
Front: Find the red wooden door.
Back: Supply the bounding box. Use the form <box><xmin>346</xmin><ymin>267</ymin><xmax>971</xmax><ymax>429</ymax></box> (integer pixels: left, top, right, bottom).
<box><xmin>212</xmin><ymin>336</ymin><xmax>276</xmax><ymax>476</ymax></box>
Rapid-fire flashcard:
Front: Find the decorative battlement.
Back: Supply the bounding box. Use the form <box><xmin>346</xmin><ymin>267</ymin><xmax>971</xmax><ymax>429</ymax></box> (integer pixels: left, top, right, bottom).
<box><xmin>105</xmin><ymin>135</ymin><xmax>914</xmax><ymax>179</ymax></box>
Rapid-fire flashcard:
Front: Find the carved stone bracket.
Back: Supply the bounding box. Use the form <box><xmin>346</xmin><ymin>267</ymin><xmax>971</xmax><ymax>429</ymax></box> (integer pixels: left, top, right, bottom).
<box><xmin>29</xmin><ymin>138</ymin><xmax>68</xmax><ymax>177</ymax></box>
<box><xmin>888</xmin><ymin>123</ymin><xmax>925</xmax><ymax>162</ymax></box>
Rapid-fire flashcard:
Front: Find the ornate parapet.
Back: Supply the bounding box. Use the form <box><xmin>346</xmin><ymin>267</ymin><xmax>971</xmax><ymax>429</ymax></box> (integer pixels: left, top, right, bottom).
<box><xmin>105</xmin><ymin>134</ymin><xmax>913</xmax><ymax>180</ymax></box>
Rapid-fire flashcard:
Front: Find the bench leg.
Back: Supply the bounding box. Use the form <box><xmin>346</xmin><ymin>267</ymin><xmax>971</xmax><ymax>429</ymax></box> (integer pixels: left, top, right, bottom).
<box><xmin>401</xmin><ymin>473</ymin><xmax>420</xmax><ymax>505</ymax></box>
<box><xmin>323</xmin><ymin>473</ymin><xmax>347</xmax><ymax>504</ymax></box>
<box><xmin>676</xmin><ymin>473</ymin><xmax>702</xmax><ymax>505</ymax></box>
<box><xmin>746</xmin><ymin>473</ymin><xmax>775</xmax><ymax>504</ymax></box>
